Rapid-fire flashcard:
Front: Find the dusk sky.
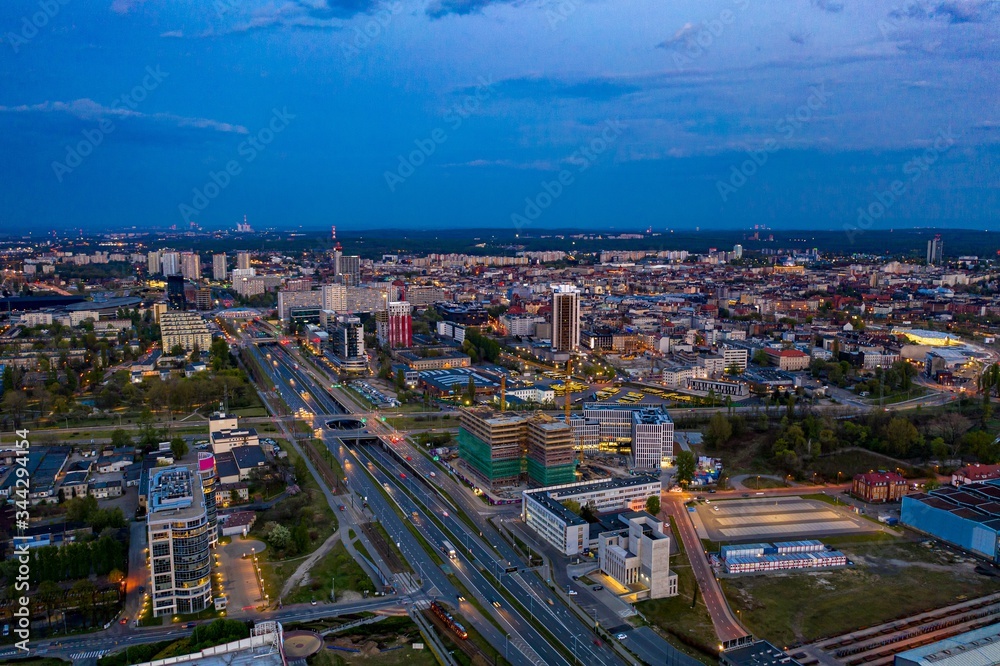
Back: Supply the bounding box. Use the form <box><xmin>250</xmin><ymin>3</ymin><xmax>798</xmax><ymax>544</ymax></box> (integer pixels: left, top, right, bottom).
<box><xmin>1</xmin><ymin>0</ymin><xmax>997</xmax><ymax>233</ymax></box>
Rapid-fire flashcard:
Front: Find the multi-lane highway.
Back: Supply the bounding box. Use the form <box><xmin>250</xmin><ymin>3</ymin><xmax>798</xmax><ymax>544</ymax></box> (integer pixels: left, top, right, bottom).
<box><xmin>242</xmin><ymin>331</ymin><xmax>631</xmax><ymax>666</ymax></box>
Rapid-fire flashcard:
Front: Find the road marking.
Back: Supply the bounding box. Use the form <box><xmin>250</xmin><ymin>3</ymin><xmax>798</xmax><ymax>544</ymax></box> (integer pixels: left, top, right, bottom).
<box><xmin>71</xmin><ymin>650</ymin><xmax>109</xmax><ymax>659</ymax></box>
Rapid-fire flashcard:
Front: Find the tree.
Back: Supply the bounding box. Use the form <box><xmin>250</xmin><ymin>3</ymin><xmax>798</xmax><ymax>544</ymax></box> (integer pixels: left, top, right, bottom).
<box><xmin>170</xmin><ymin>435</ymin><xmax>188</xmax><ymax>460</ymax></box>
<box><xmin>267</xmin><ymin>524</ymin><xmax>291</xmax><ymax>550</ymax></box>
<box><xmin>561</xmin><ymin>499</ymin><xmax>581</xmax><ymax>515</ymax></box>
<box><xmin>2</xmin><ymin>390</ymin><xmax>28</xmax><ymax>426</ymax></box>
<box><xmin>169</xmin><ymin>344</ymin><xmax>186</xmax><ymax>357</ymax></box>
<box><xmin>37</xmin><ymin>580</ymin><xmax>62</xmax><ymax>629</ymax></box>
<box><xmin>110</xmin><ymin>429</ymin><xmax>133</xmax><ymax>449</ymax></box>
<box><xmin>705</xmin><ymin>413</ymin><xmax>733</xmax><ymax>448</ymax></box>
<box><xmin>645</xmin><ymin>495</ymin><xmax>660</xmax><ymax>516</ymax></box>
<box><xmin>466</xmin><ymin>376</ymin><xmax>477</xmax><ymax>404</ymax></box>
<box><xmin>675</xmin><ymin>450</ymin><xmax>696</xmax><ymax>485</ymax></box>
<box><xmin>394</xmin><ymin>368</ymin><xmax>405</xmax><ymax>391</ymax></box>
<box><xmin>885</xmin><ymin>417</ymin><xmax>921</xmax><ymax>457</ymax></box>
<box><xmin>752</xmin><ymin>349</ymin><xmax>770</xmax><ymax>366</ymax></box>
<box><xmin>928</xmin><ymin>413</ymin><xmax>972</xmax><ymax>454</ymax></box>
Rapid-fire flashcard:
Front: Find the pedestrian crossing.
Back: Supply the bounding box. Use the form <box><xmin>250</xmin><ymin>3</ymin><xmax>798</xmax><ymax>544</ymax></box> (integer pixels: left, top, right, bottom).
<box><xmin>70</xmin><ymin>649</ymin><xmax>109</xmax><ymax>660</ymax></box>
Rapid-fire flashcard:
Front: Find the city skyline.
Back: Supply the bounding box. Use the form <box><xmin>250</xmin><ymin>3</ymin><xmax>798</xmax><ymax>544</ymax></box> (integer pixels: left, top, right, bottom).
<box><xmin>1</xmin><ymin>1</ymin><xmax>997</xmax><ymax>232</ymax></box>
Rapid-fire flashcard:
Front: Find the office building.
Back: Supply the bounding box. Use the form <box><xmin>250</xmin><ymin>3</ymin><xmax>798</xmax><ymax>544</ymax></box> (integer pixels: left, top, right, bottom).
<box><xmin>596</xmin><ymin>512</ymin><xmax>678</xmax><ymax>599</ymax></box>
<box><xmin>722</xmin><ymin>345</ymin><xmax>749</xmax><ymax>372</ymax></box>
<box><xmin>160</xmin><ymin>311</ymin><xmax>212</xmax><ymax>353</ymax></box>
<box><xmin>457</xmin><ymin>410</ymin><xmax>526</xmax><ymax>489</ymax></box>
<box><xmin>407</xmin><ymin>285</ymin><xmax>446</xmax><ymax>308</ymax></box>
<box><xmin>551</xmin><ymin>285</ymin><xmax>580</xmax><ymax>352</ymax></box>
<box><xmin>525</xmin><ymin>417</ymin><xmax>576</xmax><ymax>487</ymax></box>
<box><xmin>236</xmin><ymin>251</ymin><xmax>251</xmax><ymax>270</ymax></box>
<box><xmin>631</xmin><ymin>407</ymin><xmax>674</xmax><ymax>471</ymax></box>
<box><xmin>167</xmin><ymin>274</ymin><xmax>186</xmax><ymax>310</ymax></box>
<box><xmin>926</xmin><ymin>234</ymin><xmax>943</xmax><ymax>265</ymax></box>
<box><xmin>181</xmin><ymin>252</ymin><xmax>201</xmax><ymax>280</ymax></box>
<box><xmin>147</xmin><ymin>466</ymin><xmax>213</xmax><ymax>617</ymax></box>
<box><xmin>376</xmin><ymin>301</ymin><xmax>412</xmax><ymax>349</ymax></box>
<box><xmin>732</xmin><ymin>244</ymin><xmax>743</xmax><ymax>259</ymax></box>
<box><xmin>521</xmin><ymin>476</ymin><xmax>661</xmax><ymax>556</ymax></box>
<box><xmin>160</xmin><ymin>251</ymin><xmax>180</xmax><ymax>276</ymax></box>
<box><xmin>327</xmin><ymin>314</ymin><xmax>367</xmax><ymax>373</ymax></box>
<box><xmin>321</xmin><ymin>284</ymin><xmax>347</xmax><ymax>312</ymax></box>
<box><xmin>212</xmin><ymin>253</ymin><xmax>227</xmax><ymax>281</ymax></box>
<box><xmin>196</xmin><ymin>287</ymin><xmax>212</xmax><ymax>311</ymax></box>
<box><xmin>277</xmin><ymin>289</ymin><xmax>323</xmax><ymax>320</ymax></box>
<box><xmin>147</xmin><ymin>250</ymin><xmax>161</xmax><ymax>275</ymax></box>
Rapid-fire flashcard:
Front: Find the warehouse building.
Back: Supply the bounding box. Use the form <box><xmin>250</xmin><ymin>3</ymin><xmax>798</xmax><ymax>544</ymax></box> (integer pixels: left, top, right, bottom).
<box><xmin>901</xmin><ymin>481</ymin><xmax>1000</xmax><ymax>562</ymax></box>
<box><xmin>521</xmin><ymin>476</ymin><xmax>661</xmax><ymax>556</ymax></box>
<box><xmin>894</xmin><ymin>623</ymin><xmax>1000</xmax><ymax>666</ymax></box>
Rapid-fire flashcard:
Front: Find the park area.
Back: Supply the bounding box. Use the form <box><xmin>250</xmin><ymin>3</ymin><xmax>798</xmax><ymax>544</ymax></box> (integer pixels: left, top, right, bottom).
<box><xmin>722</xmin><ymin>534</ymin><xmax>1000</xmax><ymax>648</ymax></box>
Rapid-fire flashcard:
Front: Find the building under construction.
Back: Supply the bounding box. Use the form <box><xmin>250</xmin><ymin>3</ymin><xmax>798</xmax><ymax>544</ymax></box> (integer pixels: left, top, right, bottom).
<box><xmin>458</xmin><ymin>410</ymin><xmax>576</xmax><ymax>489</ymax></box>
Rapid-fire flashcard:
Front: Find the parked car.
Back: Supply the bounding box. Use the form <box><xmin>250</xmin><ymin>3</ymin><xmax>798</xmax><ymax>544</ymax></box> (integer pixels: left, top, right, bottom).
<box><xmin>592</xmin><ymin>585</ymin><xmax>604</xmax><ymax>591</ymax></box>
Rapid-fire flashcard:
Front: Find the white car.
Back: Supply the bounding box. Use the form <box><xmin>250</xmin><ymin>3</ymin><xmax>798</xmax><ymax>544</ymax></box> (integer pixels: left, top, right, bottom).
<box><xmin>616</xmin><ymin>633</ymin><xmax>628</xmax><ymax>640</ymax></box>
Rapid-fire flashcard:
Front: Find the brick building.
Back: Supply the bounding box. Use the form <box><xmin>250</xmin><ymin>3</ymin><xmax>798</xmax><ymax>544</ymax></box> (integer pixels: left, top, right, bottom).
<box><xmin>852</xmin><ymin>471</ymin><xmax>908</xmax><ymax>503</ymax></box>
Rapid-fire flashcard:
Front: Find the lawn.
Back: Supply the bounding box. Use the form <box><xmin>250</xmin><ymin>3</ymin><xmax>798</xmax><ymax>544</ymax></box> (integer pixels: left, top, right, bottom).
<box><xmin>386</xmin><ymin>414</ymin><xmax>457</xmax><ymax>431</ymax></box>
<box><xmin>722</xmin><ymin>539</ymin><xmax>1000</xmax><ymax>648</ymax></box>
<box><xmin>810</xmin><ymin>449</ymin><xmax>916</xmax><ymax>481</ymax></box>
<box><xmin>638</xmin><ymin>522</ymin><xmax>719</xmax><ymax>663</ymax></box>
<box><xmin>281</xmin><ymin>540</ymin><xmax>375</xmax><ymax>604</ymax></box>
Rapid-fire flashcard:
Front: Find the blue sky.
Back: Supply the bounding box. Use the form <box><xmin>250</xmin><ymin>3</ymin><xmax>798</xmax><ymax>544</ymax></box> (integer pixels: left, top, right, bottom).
<box><xmin>0</xmin><ymin>0</ymin><xmax>997</xmax><ymax>233</ymax></box>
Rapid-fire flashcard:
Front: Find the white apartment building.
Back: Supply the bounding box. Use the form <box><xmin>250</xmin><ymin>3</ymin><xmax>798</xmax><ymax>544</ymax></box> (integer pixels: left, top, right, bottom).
<box><xmin>722</xmin><ymin>345</ymin><xmax>749</xmax><ymax>372</ymax></box>
<box><xmin>277</xmin><ymin>289</ymin><xmax>323</xmax><ymax>320</ymax></box>
<box><xmin>321</xmin><ymin>284</ymin><xmax>347</xmax><ymax>312</ymax></box>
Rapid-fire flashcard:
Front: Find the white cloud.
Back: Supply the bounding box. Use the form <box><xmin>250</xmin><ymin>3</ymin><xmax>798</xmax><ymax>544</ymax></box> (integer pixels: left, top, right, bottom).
<box><xmin>0</xmin><ymin>99</ymin><xmax>248</xmax><ymax>134</ymax></box>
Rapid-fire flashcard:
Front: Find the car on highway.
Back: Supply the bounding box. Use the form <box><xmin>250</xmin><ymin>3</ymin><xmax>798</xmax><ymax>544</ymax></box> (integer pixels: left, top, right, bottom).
<box><xmin>120</xmin><ymin>617</ymin><xmax>128</xmax><ymax>625</ymax></box>
<box><xmin>184</xmin><ymin>622</ymin><xmax>196</xmax><ymax>629</ymax></box>
<box><xmin>339</xmin><ymin>505</ymin><xmax>346</xmax><ymax>511</ymax></box>
<box><xmin>442</xmin><ymin>511</ymin><xmax>449</xmax><ymax>517</ymax></box>
<box><xmin>568</xmin><ymin>589</ymin><xmax>578</xmax><ymax>596</ymax></box>
<box><xmin>742</xmin><ymin>493</ymin><xmax>750</xmax><ymax>498</ymax></box>
<box><xmin>405</xmin><ymin>455</ymin><xmax>412</xmax><ymax>461</ymax></box>
<box><xmin>592</xmin><ymin>585</ymin><xmax>603</xmax><ymax>591</ymax></box>
<box><xmin>571</xmin><ymin>575</ymin><xmax>579</xmax><ymax>580</ymax></box>
<box><xmin>616</xmin><ymin>633</ymin><xmax>628</xmax><ymax>640</ymax></box>
<box><xmin>400</xmin><ymin>473</ymin><xmax>407</xmax><ymax>479</ymax></box>
<box><xmin>492</xmin><ymin>600</ymin><xmax>502</xmax><ymax>608</ymax></box>
<box><xmin>456</xmin><ymin>595</ymin><xmax>466</xmax><ymax>602</ymax></box>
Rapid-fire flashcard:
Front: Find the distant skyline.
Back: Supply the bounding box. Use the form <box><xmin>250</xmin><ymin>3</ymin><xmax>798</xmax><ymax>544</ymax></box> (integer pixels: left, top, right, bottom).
<box><xmin>0</xmin><ymin>0</ymin><xmax>997</xmax><ymax>232</ymax></box>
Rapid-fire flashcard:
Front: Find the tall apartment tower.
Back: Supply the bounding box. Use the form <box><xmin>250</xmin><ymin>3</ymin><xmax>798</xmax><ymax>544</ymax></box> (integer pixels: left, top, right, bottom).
<box><xmin>160</xmin><ymin>251</ymin><xmax>180</xmax><ymax>276</ymax></box>
<box><xmin>181</xmin><ymin>252</ymin><xmax>201</xmax><ymax>280</ymax></box>
<box><xmin>236</xmin><ymin>252</ymin><xmax>251</xmax><ymax>271</ymax></box>
<box><xmin>321</xmin><ymin>284</ymin><xmax>347</xmax><ymax>312</ymax></box>
<box><xmin>147</xmin><ymin>466</ymin><xmax>213</xmax><ymax>617</ymax></box>
<box><xmin>212</xmin><ymin>253</ymin><xmax>227</xmax><ymax>281</ymax></box>
<box><xmin>147</xmin><ymin>250</ymin><xmax>161</xmax><ymax>275</ymax></box>
<box><xmin>376</xmin><ymin>301</ymin><xmax>413</xmax><ymax>349</ymax></box>
<box><xmin>927</xmin><ymin>235</ymin><xmax>944</xmax><ymax>265</ymax></box>
<box><xmin>551</xmin><ymin>285</ymin><xmax>581</xmax><ymax>352</ymax></box>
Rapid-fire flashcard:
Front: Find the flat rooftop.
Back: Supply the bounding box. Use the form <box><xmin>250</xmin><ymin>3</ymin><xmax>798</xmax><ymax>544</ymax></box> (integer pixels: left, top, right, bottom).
<box><xmin>148</xmin><ymin>466</ymin><xmax>204</xmax><ymax>517</ymax></box>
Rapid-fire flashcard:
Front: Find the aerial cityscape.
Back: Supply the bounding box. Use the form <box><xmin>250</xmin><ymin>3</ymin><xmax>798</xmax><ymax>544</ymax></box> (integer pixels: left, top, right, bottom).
<box><xmin>1</xmin><ymin>1</ymin><xmax>999</xmax><ymax>666</ymax></box>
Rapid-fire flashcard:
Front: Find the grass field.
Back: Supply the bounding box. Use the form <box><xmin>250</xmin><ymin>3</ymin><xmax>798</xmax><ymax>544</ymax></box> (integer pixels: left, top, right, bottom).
<box><xmin>638</xmin><ymin>522</ymin><xmax>719</xmax><ymax>663</ymax></box>
<box><xmin>282</xmin><ymin>540</ymin><xmax>374</xmax><ymax>604</ymax></box>
<box><xmin>722</xmin><ymin>539</ymin><xmax>1000</xmax><ymax>648</ymax></box>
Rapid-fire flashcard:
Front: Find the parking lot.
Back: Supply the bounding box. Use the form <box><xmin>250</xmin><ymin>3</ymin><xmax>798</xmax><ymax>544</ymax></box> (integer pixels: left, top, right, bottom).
<box><xmin>694</xmin><ymin>496</ymin><xmax>880</xmax><ymax>543</ymax></box>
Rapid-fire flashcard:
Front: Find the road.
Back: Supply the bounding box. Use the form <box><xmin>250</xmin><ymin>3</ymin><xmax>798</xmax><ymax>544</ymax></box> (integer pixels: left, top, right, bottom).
<box><xmin>663</xmin><ymin>495</ymin><xmax>747</xmax><ymax>646</ymax></box>
<box><xmin>252</xmin><ymin>335</ymin><xmax>630</xmax><ymax>665</ymax></box>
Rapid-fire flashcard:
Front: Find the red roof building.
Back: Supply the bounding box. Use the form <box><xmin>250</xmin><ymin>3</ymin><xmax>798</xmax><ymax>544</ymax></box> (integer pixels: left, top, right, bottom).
<box><xmin>852</xmin><ymin>471</ymin><xmax>909</xmax><ymax>503</ymax></box>
<box><xmin>952</xmin><ymin>463</ymin><xmax>1000</xmax><ymax>486</ymax></box>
